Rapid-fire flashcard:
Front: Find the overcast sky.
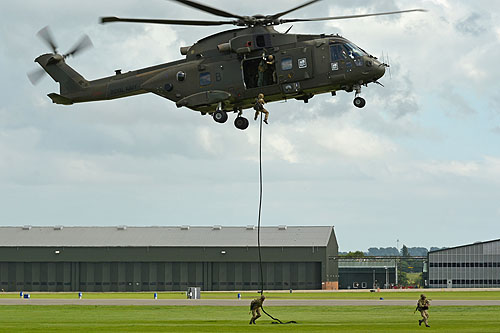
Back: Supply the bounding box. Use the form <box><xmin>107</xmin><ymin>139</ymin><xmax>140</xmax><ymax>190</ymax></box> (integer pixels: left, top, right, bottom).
<box><xmin>1</xmin><ymin>0</ymin><xmax>499</xmax><ymax>252</ymax></box>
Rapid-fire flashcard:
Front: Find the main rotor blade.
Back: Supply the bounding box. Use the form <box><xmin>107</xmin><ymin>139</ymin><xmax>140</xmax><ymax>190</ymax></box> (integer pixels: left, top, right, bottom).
<box><xmin>280</xmin><ymin>9</ymin><xmax>427</xmax><ymax>24</ymax></box>
<box><xmin>65</xmin><ymin>35</ymin><xmax>93</xmax><ymax>58</ymax></box>
<box><xmin>170</xmin><ymin>0</ymin><xmax>244</xmax><ymax>20</ymax></box>
<box><xmin>271</xmin><ymin>0</ymin><xmax>321</xmax><ymax>20</ymax></box>
<box><xmin>27</xmin><ymin>68</ymin><xmax>47</xmax><ymax>85</ymax></box>
<box><xmin>37</xmin><ymin>26</ymin><xmax>58</xmax><ymax>54</ymax></box>
<box><xmin>101</xmin><ymin>16</ymin><xmax>235</xmax><ymax>26</ymax></box>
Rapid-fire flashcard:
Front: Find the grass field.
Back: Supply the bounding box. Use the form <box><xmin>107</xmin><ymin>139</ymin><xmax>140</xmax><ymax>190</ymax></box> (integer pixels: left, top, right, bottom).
<box><xmin>1</xmin><ymin>305</ymin><xmax>500</xmax><ymax>332</ymax></box>
<box><xmin>2</xmin><ymin>290</ymin><xmax>500</xmax><ymax>300</ymax></box>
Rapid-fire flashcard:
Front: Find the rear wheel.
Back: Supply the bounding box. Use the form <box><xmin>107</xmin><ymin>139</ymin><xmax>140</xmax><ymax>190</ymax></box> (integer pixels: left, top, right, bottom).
<box><xmin>234</xmin><ymin>117</ymin><xmax>249</xmax><ymax>130</ymax></box>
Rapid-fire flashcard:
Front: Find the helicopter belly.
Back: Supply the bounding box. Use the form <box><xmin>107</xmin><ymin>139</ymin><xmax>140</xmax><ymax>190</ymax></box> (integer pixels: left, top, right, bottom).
<box><xmin>176</xmin><ymin>90</ymin><xmax>231</xmax><ymax>108</ymax></box>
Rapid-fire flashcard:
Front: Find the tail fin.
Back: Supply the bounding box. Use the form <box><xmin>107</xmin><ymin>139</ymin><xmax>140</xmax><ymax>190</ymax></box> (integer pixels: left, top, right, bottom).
<box><xmin>35</xmin><ymin>54</ymin><xmax>89</xmax><ymax>103</ymax></box>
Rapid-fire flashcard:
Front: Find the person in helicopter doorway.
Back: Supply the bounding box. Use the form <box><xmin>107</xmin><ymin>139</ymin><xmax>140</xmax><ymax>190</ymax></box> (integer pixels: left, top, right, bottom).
<box><xmin>266</xmin><ymin>55</ymin><xmax>276</xmax><ymax>84</ymax></box>
<box><xmin>249</xmin><ymin>295</ymin><xmax>266</xmax><ymax>324</ymax></box>
<box><xmin>254</xmin><ymin>93</ymin><xmax>269</xmax><ymax>124</ymax></box>
<box><xmin>257</xmin><ymin>57</ymin><xmax>268</xmax><ymax>87</ymax></box>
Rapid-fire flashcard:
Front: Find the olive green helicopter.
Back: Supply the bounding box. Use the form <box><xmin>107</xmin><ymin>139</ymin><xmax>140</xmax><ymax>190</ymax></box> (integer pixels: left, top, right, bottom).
<box><xmin>29</xmin><ymin>0</ymin><xmax>425</xmax><ymax>130</ymax></box>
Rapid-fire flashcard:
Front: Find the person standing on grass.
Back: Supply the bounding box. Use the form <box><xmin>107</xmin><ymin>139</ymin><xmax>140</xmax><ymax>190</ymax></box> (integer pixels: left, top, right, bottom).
<box><xmin>416</xmin><ymin>294</ymin><xmax>431</xmax><ymax>327</ymax></box>
<box><xmin>249</xmin><ymin>295</ymin><xmax>266</xmax><ymax>324</ymax></box>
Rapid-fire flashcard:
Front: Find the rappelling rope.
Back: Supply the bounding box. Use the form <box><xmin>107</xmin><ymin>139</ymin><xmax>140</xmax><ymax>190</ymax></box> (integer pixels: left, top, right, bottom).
<box><xmin>256</xmin><ymin>114</ymin><xmax>297</xmax><ymax>325</ymax></box>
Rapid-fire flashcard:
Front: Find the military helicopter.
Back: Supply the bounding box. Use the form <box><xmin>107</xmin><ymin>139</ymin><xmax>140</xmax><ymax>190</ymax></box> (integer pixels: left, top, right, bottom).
<box><xmin>30</xmin><ymin>0</ymin><xmax>425</xmax><ymax>130</ymax></box>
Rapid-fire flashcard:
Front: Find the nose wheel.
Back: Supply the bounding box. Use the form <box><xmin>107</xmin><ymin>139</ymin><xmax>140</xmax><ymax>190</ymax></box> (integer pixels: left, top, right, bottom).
<box><xmin>353</xmin><ymin>84</ymin><xmax>366</xmax><ymax>108</ymax></box>
<box><xmin>213</xmin><ymin>109</ymin><xmax>228</xmax><ymax>123</ymax></box>
<box><xmin>353</xmin><ymin>96</ymin><xmax>366</xmax><ymax>108</ymax></box>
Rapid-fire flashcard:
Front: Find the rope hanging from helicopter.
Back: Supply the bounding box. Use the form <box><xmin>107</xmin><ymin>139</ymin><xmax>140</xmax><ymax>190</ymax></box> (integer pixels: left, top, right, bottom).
<box><xmin>255</xmin><ymin>114</ymin><xmax>297</xmax><ymax>325</ymax></box>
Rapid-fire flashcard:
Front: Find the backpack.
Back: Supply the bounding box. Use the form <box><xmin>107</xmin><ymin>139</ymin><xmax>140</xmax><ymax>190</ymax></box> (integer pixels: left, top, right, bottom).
<box><xmin>254</xmin><ymin>100</ymin><xmax>263</xmax><ymax>111</ymax></box>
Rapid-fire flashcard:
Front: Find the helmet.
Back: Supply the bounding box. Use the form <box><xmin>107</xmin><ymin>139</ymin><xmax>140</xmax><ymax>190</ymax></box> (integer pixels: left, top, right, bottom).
<box><xmin>258</xmin><ymin>93</ymin><xmax>264</xmax><ymax>99</ymax></box>
<box><xmin>420</xmin><ymin>294</ymin><xmax>426</xmax><ymax>299</ymax></box>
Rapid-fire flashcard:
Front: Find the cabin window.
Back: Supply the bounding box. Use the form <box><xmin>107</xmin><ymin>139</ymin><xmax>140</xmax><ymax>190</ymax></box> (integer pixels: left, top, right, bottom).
<box><xmin>330</xmin><ymin>44</ymin><xmax>347</xmax><ymax>61</ymax></box>
<box><xmin>281</xmin><ymin>57</ymin><xmax>293</xmax><ymax>71</ymax></box>
<box><xmin>199</xmin><ymin>72</ymin><xmax>211</xmax><ymax>86</ymax></box>
<box><xmin>354</xmin><ymin>58</ymin><xmax>364</xmax><ymax>67</ymax></box>
<box><xmin>176</xmin><ymin>71</ymin><xmax>186</xmax><ymax>81</ymax></box>
<box><xmin>346</xmin><ymin>62</ymin><xmax>352</xmax><ymax>72</ymax></box>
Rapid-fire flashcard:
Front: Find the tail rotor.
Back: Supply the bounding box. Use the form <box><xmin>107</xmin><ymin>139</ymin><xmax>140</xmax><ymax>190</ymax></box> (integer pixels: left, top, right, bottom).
<box><xmin>28</xmin><ymin>26</ymin><xmax>93</xmax><ymax>85</ymax></box>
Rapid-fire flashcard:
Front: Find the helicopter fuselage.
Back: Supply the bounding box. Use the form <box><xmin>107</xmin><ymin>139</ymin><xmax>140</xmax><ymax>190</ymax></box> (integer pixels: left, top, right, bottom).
<box><xmin>36</xmin><ymin>26</ymin><xmax>385</xmax><ymax>125</ymax></box>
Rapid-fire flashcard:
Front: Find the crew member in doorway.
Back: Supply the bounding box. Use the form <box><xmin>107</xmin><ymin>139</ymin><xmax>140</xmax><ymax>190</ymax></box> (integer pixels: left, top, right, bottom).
<box><xmin>254</xmin><ymin>93</ymin><xmax>269</xmax><ymax>124</ymax></box>
<box><xmin>257</xmin><ymin>57</ymin><xmax>267</xmax><ymax>87</ymax></box>
<box><xmin>416</xmin><ymin>294</ymin><xmax>431</xmax><ymax>327</ymax></box>
<box><xmin>266</xmin><ymin>55</ymin><xmax>276</xmax><ymax>84</ymax></box>
<box><xmin>249</xmin><ymin>295</ymin><xmax>266</xmax><ymax>324</ymax></box>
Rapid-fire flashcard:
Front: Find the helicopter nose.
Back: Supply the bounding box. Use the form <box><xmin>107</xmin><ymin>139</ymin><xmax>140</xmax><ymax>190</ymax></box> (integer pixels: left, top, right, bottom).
<box><xmin>373</xmin><ymin>60</ymin><xmax>386</xmax><ymax>80</ymax></box>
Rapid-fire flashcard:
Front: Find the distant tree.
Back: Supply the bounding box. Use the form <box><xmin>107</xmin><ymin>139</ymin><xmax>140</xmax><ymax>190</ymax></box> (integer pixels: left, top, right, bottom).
<box><xmin>408</xmin><ymin>247</ymin><xmax>428</xmax><ymax>256</ymax></box>
<box><xmin>367</xmin><ymin>247</ymin><xmax>399</xmax><ymax>256</ymax></box>
<box><xmin>341</xmin><ymin>251</ymin><xmax>365</xmax><ymax>258</ymax></box>
<box><xmin>401</xmin><ymin>245</ymin><xmax>410</xmax><ymax>257</ymax></box>
<box><xmin>398</xmin><ymin>270</ymin><xmax>409</xmax><ymax>287</ymax></box>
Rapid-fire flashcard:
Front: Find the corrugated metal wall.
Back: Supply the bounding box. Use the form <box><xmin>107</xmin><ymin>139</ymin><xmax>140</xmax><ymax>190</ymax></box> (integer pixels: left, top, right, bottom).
<box><xmin>428</xmin><ymin>240</ymin><xmax>500</xmax><ymax>288</ymax></box>
<box><xmin>0</xmin><ymin>261</ymin><xmax>321</xmax><ymax>292</ymax></box>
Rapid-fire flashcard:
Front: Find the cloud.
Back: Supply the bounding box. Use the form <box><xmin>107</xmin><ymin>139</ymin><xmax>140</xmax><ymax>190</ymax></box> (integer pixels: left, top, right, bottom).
<box><xmin>420</xmin><ymin>160</ymin><xmax>479</xmax><ymax>177</ymax></box>
<box><xmin>2</xmin><ymin>0</ymin><xmax>500</xmax><ymax>251</ymax></box>
<box><xmin>455</xmin><ymin>13</ymin><xmax>488</xmax><ymax>36</ymax></box>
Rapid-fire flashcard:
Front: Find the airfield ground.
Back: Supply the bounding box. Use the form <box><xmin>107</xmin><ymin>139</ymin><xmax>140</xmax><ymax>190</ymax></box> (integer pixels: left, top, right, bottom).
<box><xmin>1</xmin><ymin>289</ymin><xmax>500</xmax><ymax>332</ymax></box>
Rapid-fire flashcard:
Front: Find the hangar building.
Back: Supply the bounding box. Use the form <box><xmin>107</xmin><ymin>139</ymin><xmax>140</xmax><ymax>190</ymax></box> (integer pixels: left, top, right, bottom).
<box><xmin>0</xmin><ymin>225</ymin><xmax>339</xmax><ymax>292</ymax></box>
<box><xmin>338</xmin><ymin>259</ymin><xmax>397</xmax><ymax>289</ymax></box>
<box><xmin>428</xmin><ymin>239</ymin><xmax>500</xmax><ymax>288</ymax></box>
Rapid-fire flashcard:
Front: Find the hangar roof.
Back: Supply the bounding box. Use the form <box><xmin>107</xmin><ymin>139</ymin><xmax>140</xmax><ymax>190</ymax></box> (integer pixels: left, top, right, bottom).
<box><xmin>428</xmin><ymin>238</ymin><xmax>500</xmax><ymax>255</ymax></box>
<box><xmin>0</xmin><ymin>226</ymin><xmax>334</xmax><ymax>248</ymax></box>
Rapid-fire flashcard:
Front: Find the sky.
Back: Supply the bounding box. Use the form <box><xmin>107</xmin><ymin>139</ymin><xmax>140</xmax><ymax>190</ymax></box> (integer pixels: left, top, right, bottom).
<box><xmin>1</xmin><ymin>0</ymin><xmax>499</xmax><ymax>252</ymax></box>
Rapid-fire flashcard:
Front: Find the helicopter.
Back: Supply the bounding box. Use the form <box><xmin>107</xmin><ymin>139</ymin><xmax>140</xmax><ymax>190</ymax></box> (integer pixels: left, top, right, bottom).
<box><xmin>30</xmin><ymin>0</ymin><xmax>425</xmax><ymax>130</ymax></box>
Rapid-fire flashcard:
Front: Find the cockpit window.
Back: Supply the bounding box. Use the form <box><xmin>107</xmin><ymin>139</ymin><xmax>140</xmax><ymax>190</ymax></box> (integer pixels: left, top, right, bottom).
<box><xmin>331</xmin><ymin>42</ymin><xmax>367</xmax><ymax>62</ymax></box>
<box><xmin>343</xmin><ymin>43</ymin><xmax>367</xmax><ymax>59</ymax></box>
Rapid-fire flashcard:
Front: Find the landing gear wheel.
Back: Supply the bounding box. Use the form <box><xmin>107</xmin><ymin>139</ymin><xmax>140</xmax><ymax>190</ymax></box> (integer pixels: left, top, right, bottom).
<box><xmin>353</xmin><ymin>97</ymin><xmax>366</xmax><ymax>108</ymax></box>
<box><xmin>234</xmin><ymin>116</ymin><xmax>249</xmax><ymax>130</ymax></box>
<box><xmin>213</xmin><ymin>110</ymin><xmax>228</xmax><ymax>123</ymax></box>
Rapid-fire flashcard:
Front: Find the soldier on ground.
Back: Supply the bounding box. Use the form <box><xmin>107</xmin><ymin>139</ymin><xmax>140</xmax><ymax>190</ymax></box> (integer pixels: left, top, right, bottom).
<box><xmin>254</xmin><ymin>93</ymin><xmax>269</xmax><ymax>124</ymax></box>
<box><xmin>249</xmin><ymin>295</ymin><xmax>266</xmax><ymax>324</ymax></box>
<box><xmin>416</xmin><ymin>294</ymin><xmax>431</xmax><ymax>327</ymax></box>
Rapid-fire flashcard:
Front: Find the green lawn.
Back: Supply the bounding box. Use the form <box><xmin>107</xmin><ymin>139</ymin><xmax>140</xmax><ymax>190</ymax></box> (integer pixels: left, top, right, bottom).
<box><xmin>2</xmin><ymin>290</ymin><xmax>500</xmax><ymax>300</ymax></box>
<box><xmin>1</xmin><ymin>305</ymin><xmax>499</xmax><ymax>332</ymax></box>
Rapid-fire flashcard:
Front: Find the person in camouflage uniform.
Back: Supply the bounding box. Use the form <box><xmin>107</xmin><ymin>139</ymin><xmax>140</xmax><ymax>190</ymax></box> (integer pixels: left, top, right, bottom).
<box><xmin>254</xmin><ymin>93</ymin><xmax>269</xmax><ymax>124</ymax></box>
<box><xmin>416</xmin><ymin>294</ymin><xmax>431</xmax><ymax>327</ymax></box>
<box><xmin>249</xmin><ymin>295</ymin><xmax>266</xmax><ymax>324</ymax></box>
